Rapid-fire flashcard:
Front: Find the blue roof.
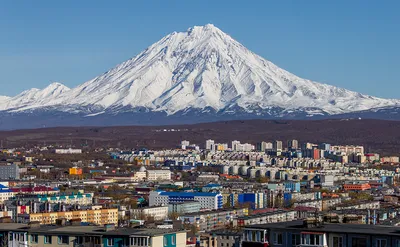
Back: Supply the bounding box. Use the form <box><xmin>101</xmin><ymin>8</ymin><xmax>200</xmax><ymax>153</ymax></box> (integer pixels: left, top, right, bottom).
<box><xmin>204</xmin><ymin>184</ymin><xmax>221</xmax><ymax>187</ymax></box>
<box><xmin>0</xmin><ymin>184</ymin><xmax>11</xmax><ymax>192</ymax></box>
<box><xmin>159</xmin><ymin>191</ymin><xmax>219</xmax><ymax>197</ymax></box>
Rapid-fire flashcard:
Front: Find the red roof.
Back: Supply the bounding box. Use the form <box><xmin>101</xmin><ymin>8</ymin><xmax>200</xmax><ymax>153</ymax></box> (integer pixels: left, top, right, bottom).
<box><xmin>11</xmin><ymin>186</ymin><xmax>56</xmax><ymax>193</ymax></box>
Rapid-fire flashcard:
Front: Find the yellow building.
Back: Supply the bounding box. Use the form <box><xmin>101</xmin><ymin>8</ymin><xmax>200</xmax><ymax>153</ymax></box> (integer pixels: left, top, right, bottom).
<box><xmin>216</xmin><ymin>144</ymin><xmax>226</xmax><ymax>151</ymax></box>
<box><xmin>69</xmin><ymin>167</ymin><xmax>83</xmax><ymax>175</ymax></box>
<box><xmin>29</xmin><ymin>208</ymin><xmax>118</xmax><ymax>225</ymax></box>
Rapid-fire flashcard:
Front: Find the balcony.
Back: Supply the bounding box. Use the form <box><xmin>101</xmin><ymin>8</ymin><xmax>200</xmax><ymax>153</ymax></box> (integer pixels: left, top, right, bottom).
<box><xmin>74</xmin><ymin>243</ymin><xmax>103</xmax><ymax>247</ymax></box>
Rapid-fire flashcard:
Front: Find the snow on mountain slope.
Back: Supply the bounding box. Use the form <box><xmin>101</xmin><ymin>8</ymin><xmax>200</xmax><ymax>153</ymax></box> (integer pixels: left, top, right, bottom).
<box><xmin>0</xmin><ymin>96</ymin><xmax>10</xmax><ymax>108</ymax></box>
<box><xmin>0</xmin><ymin>82</ymin><xmax>70</xmax><ymax>111</ymax></box>
<box><xmin>0</xmin><ymin>96</ymin><xmax>10</xmax><ymax>102</ymax></box>
<box><xmin>1</xmin><ymin>24</ymin><xmax>399</xmax><ymax>115</ymax></box>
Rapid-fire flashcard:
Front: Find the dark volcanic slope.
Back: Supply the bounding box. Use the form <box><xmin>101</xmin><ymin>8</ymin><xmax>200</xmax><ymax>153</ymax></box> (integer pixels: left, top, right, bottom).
<box><xmin>0</xmin><ymin>119</ymin><xmax>399</xmax><ymax>155</ymax></box>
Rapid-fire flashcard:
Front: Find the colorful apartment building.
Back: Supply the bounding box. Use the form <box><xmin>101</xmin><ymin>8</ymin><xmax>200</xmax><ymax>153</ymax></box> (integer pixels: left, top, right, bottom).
<box><xmin>29</xmin><ymin>208</ymin><xmax>118</xmax><ymax>225</ymax></box>
<box><xmin>343</xmin><ymin>183</ymin><xmax>371</xmax><ymax>191</ymax></box>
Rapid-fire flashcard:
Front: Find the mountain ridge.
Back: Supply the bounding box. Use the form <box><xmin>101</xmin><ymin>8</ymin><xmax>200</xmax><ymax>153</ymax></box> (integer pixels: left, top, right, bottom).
<box><xmin>0</xmin><ymin>24</ymin><xmax>399</xmax><ymax>127</ymax></box>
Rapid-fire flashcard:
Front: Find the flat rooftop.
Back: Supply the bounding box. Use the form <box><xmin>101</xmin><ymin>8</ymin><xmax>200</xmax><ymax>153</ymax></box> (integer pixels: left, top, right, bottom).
<box><xmin>1</xmin><ymin>224</ymin><xmax>184</xmax><ymax>236</ymax></box>
<box><xmin>244</xmin><ymin>220</ymin><xmax>400</xmax><ymax>237</ymax></box>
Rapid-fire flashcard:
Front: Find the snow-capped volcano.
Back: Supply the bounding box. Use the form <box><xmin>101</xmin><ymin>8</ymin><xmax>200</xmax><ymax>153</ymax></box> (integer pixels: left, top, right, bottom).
<box><xmin>0</xmin><ymin>24</ymin><xmax>399</xmax><ymax>124</ymax></box>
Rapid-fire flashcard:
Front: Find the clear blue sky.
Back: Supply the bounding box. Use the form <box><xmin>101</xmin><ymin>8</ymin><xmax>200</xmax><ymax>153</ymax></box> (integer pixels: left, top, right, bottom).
<box><xmin>1</xmin><ymin>1</ymin><xmax>399</xmax><ymax>98</ymax></box>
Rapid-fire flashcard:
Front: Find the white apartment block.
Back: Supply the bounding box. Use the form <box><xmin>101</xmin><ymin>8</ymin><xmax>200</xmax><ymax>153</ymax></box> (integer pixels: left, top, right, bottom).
<box><xmin>55</xmin><ymin>148</ymin><xmax>82</xmax><ymax>154</ymax></box>
<box><xmin>149</xmin><ymin>191</ymin><xmax>223</xmax><ymax>210</ymax></box>
<box><xmin>131</xmin><ymin>206</ymin><xmax>169</xmax><ymax>221</ymax></box>
<box><xmin>147</xmin><ymin>170</ymin><xmax>171</xmax><ymax>181</ymax></box>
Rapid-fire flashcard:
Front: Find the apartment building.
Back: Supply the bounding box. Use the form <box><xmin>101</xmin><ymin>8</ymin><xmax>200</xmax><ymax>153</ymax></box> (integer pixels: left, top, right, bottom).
<box><xmin>29</xmin><ymin>208</ymin><xmax>118</xmax><ymax>225</ymax></box>
<box><xmin>146</xmin><ymin>170</ymin><xmax>171</xmax><ymax>181</ymax></box>
<box><xmin>0</xmin><ymin>163</ymin><xmax>20</xmax><ymax>180</ymax></box>
<box><xmin>131</xmin><ymin>206</ymin><xmax>169</xmax><ymax>221</ymax></box>
<box><xmin>236</xmin><ymin>210</ymin><xmax>296</xmax><ymax>226</ymax></box>
<box><xmin>54</xmin><ymin>148</ymin><xmax>82</xmax><ymax>154</ymax></box>
<box><xmin>335</xmin><ymin>201</ymin><xmax>380</xmax><ymax>211</ymax></box>
<box><xmin>149</xmin><ymin>191</ymin><xmax>223</xmax><ymax>210</ymax></box>
<box><xmin>0</xmin><ymin>184</ymin><xmax>14</xmax><ymax>202</ymax></box>
<box><xmin>168</xmin><ymin>201</ymin><xmax>201</xmax><ymax>214</ymax></box>
<box><xmin>16</xmin><ymin>193</ymin><xmax>94</xmax><ymax>205</ymax></box>
<box><xmin>10</xmin><ymin>186</ymin><xmax>59</xmax><ymax>195</ymax></box>
<box><xmin>1</xmin><ymin>224</ymin><xmax>187</xmax><ymax>247</ymax></box>
<box><xmin>242</xmin><ymin>220</ymin><xmax>400</xmax><ymax>247</ymax></box>
<box><xmin>343</xmin><ymin>183</ymin><xmax>371</xmax><ymax>191</ymax></box>
<box><xmin>331</xmin><ymin>145</ymin><xmax>364</xmax><ymax>155</ymax></box>
<box><xmin>180</xmin><ymin>208</ymin><xmax>248</xmax><ymax>232</ymax></box>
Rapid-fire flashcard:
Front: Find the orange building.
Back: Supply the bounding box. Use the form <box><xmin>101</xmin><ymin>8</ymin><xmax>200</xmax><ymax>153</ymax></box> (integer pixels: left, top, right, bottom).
<box><xmin>343</xmin><ymin>183</ymin><xmax>371</xmax><ymax>191</ymax></box>
<box><xmin>69</xmin><ymin>167</ymin><xmax>83</xmax><ymax>175</ymax></box>
<box><xmin>313</xmin><ymin>149</ymin><xmax>321</xmax><ymax>160</ymax></box>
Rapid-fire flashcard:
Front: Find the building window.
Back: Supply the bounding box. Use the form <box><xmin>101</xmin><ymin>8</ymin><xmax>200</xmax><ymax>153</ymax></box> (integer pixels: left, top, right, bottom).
<box><xmin>164</xmin><ymin>236</ymin><xmax>167</xmax><ymax>246</ymax></box>
<box><xmin>273</xmin><ymin>232</ymin><xmax>283</xmax><ymax>245</ymax></box>
<box><xmin>58</xmin><ymin>235</ymin><xmax>69</xmax><ymax>245</ymax></box>
<box><xmin>107</xmin><ymin>238</ymin><xmax>114</xmax><ymax>246</ymax></box>
<box><xmin>333</xmin><ymin>236</ymin><xmax>343</xmax><ymax>247</ymax></box>
<box><xmin>351</xmin><ymin>237</ymin><xmax>367</xmax><ymax>247</ymax></box>
<box><xmin>171</xmin><ymin>235</ymin><xmax>175</xmax><ymax>245</ymax></box>
<box><xmin>376</xmin><ymin>239</ymin><xmax>387</xmax><ymax>247</ymax></box>
<box><xmin>292</xmin><ymin>234</ymin><xmax>301</xmax><ymax>246</ymax></box>
<box><xmin>31</xmin><ymin>234</ymin><xmax>38</xmax><ymax>244</ymax></box>
<box><xmin>44</xmin><ymin>235</ymin><xmax>52</xmax><ymax>244</ymax></box>
<box><xmin>76</xmin><ymin>236</ymin><xmax>83</xmax><ymax>244</ymax></box>
<box><xmin>302</xmin><ymin>234</ymin><xmax>323</xmax><ymax>245</ymax></box>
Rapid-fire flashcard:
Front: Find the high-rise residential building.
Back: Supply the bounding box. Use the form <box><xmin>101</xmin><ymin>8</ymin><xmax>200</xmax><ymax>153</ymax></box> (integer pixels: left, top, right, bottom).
<box><xmin>232</xmin><ymin>140</ymin><xmax>241</xmax><ymax>151</ymax></box>
<box><xmin>234</xmin><ymin>143</ymin><xmax>254</xmax><ymax>152</ymax></box>
<box><xmin>264</xmin><ymin>142</ymin><xmax>273</xmax><ymax>150</ymax></box>
<box><xmin>273</xmin><ymin>140</ymin><xmax>283</xmax><ymax>152</ymax></box>
<box><xmin>330</xmin><ymin>145</ymin><xmax>364</xmax><ymax>155</ymax></box>
<box><xmin>257</xmin><ymin>142</ymin><xmax>273</xmax><ymax>152</ymax></box>
<box><xmin>319</xmin><ymin>143</ymin><xmax>331</xmax><ymax>151</ymax></box>
<box><xmin>287</xmin><ymin>140</ymin><xmax>298</xmax><ymax>150</ymax></box>
<box><xmin>206</xmin><ymin>139</ymin><xmax>215</xmax><ymax>150</ymax></box>
<box><xmin>181</xmin><ymin>140</ymin><xmax>190</xmax><ymax>149</ymax></box>
<box><xmin>302</xmin><ymin>142</ymin><xmax>318</xmax><ymax>150</ymax></box>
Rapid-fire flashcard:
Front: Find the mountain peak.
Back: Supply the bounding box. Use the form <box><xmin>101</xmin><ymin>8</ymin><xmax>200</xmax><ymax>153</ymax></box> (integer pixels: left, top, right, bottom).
<box><xmin>1</xmin><ymin>25</ymin><xmax>399</xmax><ymax>118</ymax></box>
<box><xmin>44</xmin><ymin>82</ymin><xmax>70</xmax><ymax>92</ymax></box>
<box><xmin>188</xmin><ymin>23</ymin><xmax>218</xmax><ymax>31</ymax></box>
<box><xmin>186</xmin><ymin>24</ymin><xmax>225</xmax><ymax>37</ymax></box>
